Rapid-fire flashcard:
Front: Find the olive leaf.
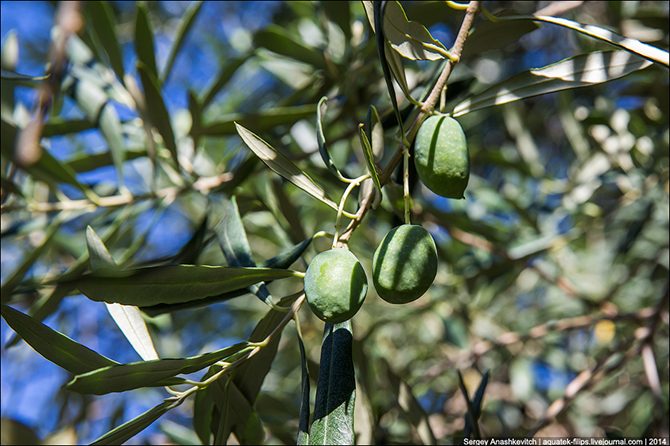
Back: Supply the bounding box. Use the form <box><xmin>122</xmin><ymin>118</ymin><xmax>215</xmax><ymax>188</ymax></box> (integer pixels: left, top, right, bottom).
<box><xmin>296</xmin><ymin>322</ymin><xmax>311</xmax><ymax>445</ymax></box>
<box><xmin>309</xmin><ymin>321</ymin><xmax>356</xmax><ymax>445</ymax></box>
<box><xmin>201</xmin><ymin>104</ymin><xmax>316</xmax><ymax>136</ymax></box>
<box><xmin>70</xmin><ymin>264</ymin><xmax>298</xmax><ymax>306</ymax></box>
<box><xmin>92</xmin><ymin>398</ymin><xmax>179</xmax><ymax>445</ymax></box>
<box><xmin>358</xmin><ymin>124</ymin><xmax>382</xmax><ymax>192</ymax></box>
<box><xmin>452</xmin><ymin>51</ymin><xmax>651</xmax><ymax>117</ymax></box>
<box><xmin>67</xmin><ymin>341</ymin><xmax>249</xmax><ymax>394</ymax></box>
<box><xmin>500</xmin><ymin>15</ymin><xmax>669</xmax><ymax>67</ymax></box>
<box><xmin>134</xmin><ymin>3</ymin><xmax>158</xmax><ymax>80</ymax></box>
<box><xmin>162</xmin><ymin>0</ymin><xmax>204</xmax><ymax>83</ymax></box>
<box><xmin>316</xmin><ymin>96</ymin><xmax>348</xmax><ymax>181</ymax></box>
<box><xmin>362</xmin><ymin>1</ymin><xmax>449</xmax><ymax>61</ymax></box>
<box><xmin>235</xmin><ymin>123</ymin><xmax>339</xmax><ymax>211</ymax></box>
<box><xmin>1</xmin><ymin>304</ymin><xmax>118</xmax><ymax>375</ymax></box>
<box><xmin>85</xmin><ymin>1</ymin><xmax>124</xmax><ymax>79</ymax></box>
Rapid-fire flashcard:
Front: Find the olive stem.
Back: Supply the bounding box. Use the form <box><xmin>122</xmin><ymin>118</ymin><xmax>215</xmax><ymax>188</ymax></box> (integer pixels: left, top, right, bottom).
<box><xmin>332</xmin><ymin>174</ymin><xmax>370</xmax><ymax>247</ymax></box>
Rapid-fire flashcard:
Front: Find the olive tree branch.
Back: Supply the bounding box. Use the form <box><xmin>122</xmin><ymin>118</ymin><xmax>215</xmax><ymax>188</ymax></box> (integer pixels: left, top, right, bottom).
<box><xmin>338</xmin><ymin>1</ymin><xmax>480</xmax><ymax>244</ymax></box>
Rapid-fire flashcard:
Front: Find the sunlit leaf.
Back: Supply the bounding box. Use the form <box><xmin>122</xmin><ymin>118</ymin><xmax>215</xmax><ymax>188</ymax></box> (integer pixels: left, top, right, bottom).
<box><xmin>316</xmin><ymin>97</ymin><xmax>347</xmax><ymax>181</ymax></box>
<box><xmin>235</xmin><ymin>123</ymin><xmax>339</xmax><ymax>211</ymax></box>
<box><xmin>452</xmin><ymin>51</ymin><xmax>652</xmax><ymax>117</ymax></box>
<box><xmin>358</xmin><ymin>124</ymin><xmax>382</xmax><ymax>191</ymax></box>
<box><xmin>502</xmin><ymin>15</ymin><xmax>669</xmax><ymax>67</ymax></box>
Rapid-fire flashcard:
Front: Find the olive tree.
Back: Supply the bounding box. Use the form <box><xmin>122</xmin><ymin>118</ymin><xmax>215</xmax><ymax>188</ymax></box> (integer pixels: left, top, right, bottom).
<box><xmin>1</xmin><ymin>1</ymin><xmax>668</xmax><ymax>444</ymax></box>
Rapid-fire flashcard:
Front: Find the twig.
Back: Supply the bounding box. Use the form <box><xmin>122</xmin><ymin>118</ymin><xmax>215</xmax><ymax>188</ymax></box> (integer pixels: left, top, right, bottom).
<box><xmin>339</xmin><ymin>1</ymin><xmax>480</xmax><ymax>243</ymax></box>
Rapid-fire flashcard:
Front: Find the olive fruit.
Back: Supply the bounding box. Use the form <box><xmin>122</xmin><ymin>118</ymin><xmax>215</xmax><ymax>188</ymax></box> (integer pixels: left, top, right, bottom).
<box><xmin>372</xmin><ymin>224</ymin><xmax>437</xmax><ymax>304</ymax></box>
<box><xmin>414</xmin><ymin>115</ymin><xmax>469</xmax><ymax>199</ymax></box>
<box><xmin>304</xmin><ymin>248</ymin><xmax>368</xmax><ymax>323</ymax></box>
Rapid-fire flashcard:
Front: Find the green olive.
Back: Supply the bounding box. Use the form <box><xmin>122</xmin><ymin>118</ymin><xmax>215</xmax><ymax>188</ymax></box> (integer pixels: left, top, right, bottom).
<box><xmin>304</xmin><ymin>248</ymin><xmax>368</xmax><ymax>323</ymax></box>
<box><xmin>372</xmin><ymin>224</ymin><xmax>438</xmax><ymax>304</ymax></box>
<box><xmin>414</xmin><ymin>115</ymin><xmax>469</xmax><ymax>199</ymax></box>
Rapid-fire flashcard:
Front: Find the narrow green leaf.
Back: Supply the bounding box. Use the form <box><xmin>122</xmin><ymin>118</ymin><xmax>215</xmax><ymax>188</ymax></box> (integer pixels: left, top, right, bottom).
<box><xmin>193</xmin><ymin>366</ymin><xmax>219</xmax><ymax>444</ymax></box>
<box><xmin>316</xmin><ymin>97</ymin><xmax>347</xmax><ymax>181</ymax></box>
<box><xmin>200</xmin><ymin>104</ymin><xmax>316</xmax><ymax>136</ymax></box>
<box><xmin>502</xmin><ymin>15</ymin><xmax>669</xmax><ymax>67</ymax></box>
<box><xmin>42</xmin><ymin>118</ymin><xmax>96</xmax><ymax>137</ymax></box>
<box><xmin>452</xmin><ymin>51</ymin><xmax>652</xmax><ymax>117</ymax></box>
<box><xmin>235</xmin><ymin>123</ymin><xmax>339</xmax><ymax>211</ymax></box>
<box><xmin>215</xmin><ymin>196</ymin><xmax>255</xmax><ymax>268</ymax></box>
<box><xmin>65</xmin><ymin>148</ymin><xmax>146</xmax><ymax>172</ymax></box>
<box><xmin>201</xmin><ymin>56</ymin><xmax>248</xmax><ymax>109</ymax></box>
<box><xmin>322</xmin><ymin>1</ymin><xmax>351</xmax><ymax>43</ymax></box>
<box><xmin>85</xmin><ymin>225</ymin><xmax>118</xmax><ymax>272</ymax></box>
<box><xmin>457</xmin><ymin>370</ymin><xmax>480</xmax><ymax>439</ymax></box>
<box><xmin>137</xmin><ymin>62</ymin><xmax>179</xmax><ymax>166</ymax></box>
<box><xmin>71</xmin><ymin>264</ymin><xmax>297</xmax><ymax>306</ymax></box>
<box><xmin>85</xmin><ymin>1</ymin><xmax>125</xmax><ymax>79</ymax></box>
<box><xmin>358</xmin><ymin>125</ymin><xmax>382</xmax><ymax>191</ymax></box>
<box><xmin>366</xmin><ymin>105</ymin><xmax>384</xmax><ymax>162</ymax></box>
<box><xmin>309</xmin><ymin>321</ymin><xmax>356</xmax><ymax>445</ymax></box>
<box><xmin>92</xmin><ymin>398</ymin><xmax>177</xmax><ymax>445</ymax></box>
<box><xmin>86</xmin><ymin>226</ymin><xmax>160</xmax><ymax>362</ymax></box>
<box><xmin>67</xmin><ymin>342</ymin><xmax>248</xmax><ymax>394</ymax></box>
<box><xmin>297</xmin><ymin>325</ymin><xmax>311</xmax><ymax>445</ymax></box>
<box><xmin>462</xmin><ymin>20</ymin><xmax>539</xmax><ymax>58</ymax></box>
<box><xmin>162</xmin><ymin>1</ymin><xmax>204</xmax><ymax>84</ymax></box>
<box><xmin>134</xmin><ymin>4</ymin><xmax>158</xmax><ymax>80</ymax></box>
<box><xmin>0</xmin><ymin>418</ymin><xmax>42</xmax><ymax>445</ymax></box>
<box><xmin>253</xmin><ymin>25</ymin><xmax>324</xmax><ymax>68</ymax></box>
<box><xmin>140</xmin><ymin>237</ymin><xmax>313</xmax><ymax>316</ymax></box>
<box><xmin>1</xmin><ymin>304</ymin><xmax>118</xmax><ymax>375</ymax></box>
<box><xmin>464</xmin><ymin>370</ymin><xmax>489</xmax><ymax>438</ymax></box>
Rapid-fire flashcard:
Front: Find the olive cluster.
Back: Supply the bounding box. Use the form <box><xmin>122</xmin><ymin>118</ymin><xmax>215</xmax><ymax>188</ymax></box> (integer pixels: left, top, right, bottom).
<box><xmin>305</xmin><ymin>116</ymin><xmax>469</xmax><ymax>323</ymax></box>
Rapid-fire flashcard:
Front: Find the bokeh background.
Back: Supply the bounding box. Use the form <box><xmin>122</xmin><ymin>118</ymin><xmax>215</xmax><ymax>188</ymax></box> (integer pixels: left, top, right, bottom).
<box><xmin>1</xmin><ymin>1</ymin><xmax>668</xmax><ymax>444</ymax></box>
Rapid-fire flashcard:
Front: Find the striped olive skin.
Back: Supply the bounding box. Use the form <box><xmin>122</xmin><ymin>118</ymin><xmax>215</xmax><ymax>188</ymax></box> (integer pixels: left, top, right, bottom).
<box><xmin>414</xmin><ymin>115</ymin><xmax>469</xmax><ymax>199</ymax></box>
<box><xmin>304</xmin><ymin>248</ymin><xmax>368</xmax><ymax>323</ymax></box>
<box><xmin>372</xmin><ymin>225</ymin><xmax>438</xmax><ymax>304</ymax></box>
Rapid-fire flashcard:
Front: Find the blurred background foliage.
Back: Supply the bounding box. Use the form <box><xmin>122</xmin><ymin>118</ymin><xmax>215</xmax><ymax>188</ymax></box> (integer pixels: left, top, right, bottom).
<box><xmin>1</xmin><ymin>1</ymin><xmax>668</xmax><ymax>444</ymax></box>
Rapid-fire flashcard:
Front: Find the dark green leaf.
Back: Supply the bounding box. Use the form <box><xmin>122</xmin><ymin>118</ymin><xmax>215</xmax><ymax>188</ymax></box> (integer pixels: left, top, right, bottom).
<box><xmin>65</xmin><ymin>147</ymin><xmax>146</xmax><ymax>172</ymax></box>
<box><xmin>92</xmin><ymin>398</ymin><xmax>178</xmax><ymax>445</ymax></box>
<box><xmin>358</xmin><ymin>124</ymin><xmax>382</xmax><ymax>191</ymax></box>
<box><xmin>71</xmin><ymin>264</ymin><xmax>298</xmax><ymax>306</ymax></box>
<box><xmin>134</xmin><ymin>4</ymin><xmax>158</xmax><ymax>80</ymax></box>
<box><xmin>85</xmin><ymin>1</ymin><xmax>125</xmax><ymax>79</ymax></box>
<box><xmin>316</xmin><ymin>97</ymin><xmax>347</xmax><ymax>181</ymax></box>
<box><xmin>464</xmin><ymin>370</ymin><xmax>490</xmax><ymax>438</ymax></box>
<box><xmin>200</xmin><ymin>104</ymin><xmax>316</xmax><ymax>136</ymax></box>
<box><xmin>457</xmin><ymin>370</ymin><xmax>480</xmax><ymax>439</ymax></box>
<box><xmin>141</xmin><ymin>236</ymin><xmax>313</xmax><ymax>315</ymax></box>
<box><xmin>463</xmin><ymin>20</ymin><xmax>539</xmax><ymax>58</ymax></box>
<box><xmin>42</xmin><ymin>118</ymin><xmax>95</xmax><ymax>137</ymax></box>
<box><xmin>309</xmin><ymin>321</ymin><xmax>356</xmax><ymax>445</ymax></box>
<box><xmin>452</xmin><ymin>51</ymin><xmax>652</xmax><ymax>117</ymax></box>
<box><xmin>214</xmin><ymin>196</ymin><xmax>254</xmax><ymax>268</ymax></box>
<box><xmin>1</xmin><ymin>304</ymin><xmax>118</xmax><ymax>375</ymax></box>
<box><xmin>137</xmin><ymin>62</ymin><xmax>179</xmax><ymax>166</ymax></box>
<box><xmin>322</xmin><ymin>1</ymin><xmax>351</xmax><ymax>43</ymax></box>
<box><xmin>67</xmin><ymin>342</ymin><xmax>249</xmax><ymax>394</ymax></box>
<box><xmin>162</xmin><ymin>1</ymin><xmax>204</xmax><ymax>84</ymax></box>
<box><xmin>254</xmin><ymin>25</ymin><xmax>324</xmax><ymax>68</ymax></box>
<box><xmin>173</xmin><ymin>214</ymin><xmax>209</xmax><ymax>264</ymax></box>
<box><xmin>297</xmin><ymin>325</ymin><xmax>311</xmax><ymax>445</ymax></box>
<box><xmin>1</xmin><ymin>418</ymin><xmax>42</xmax><ymax>445</ymax></box>
<box><xmin>236</xmin><ymin>123</ymin><xmax>338</xmax><ymax>211</ymax></box>
<box><xmin>193</xmin><ymin>366</ymin><xmax>219</xmax><ymax>444</ymax></box>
